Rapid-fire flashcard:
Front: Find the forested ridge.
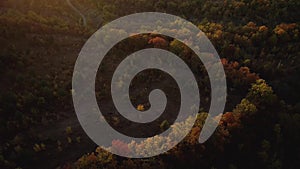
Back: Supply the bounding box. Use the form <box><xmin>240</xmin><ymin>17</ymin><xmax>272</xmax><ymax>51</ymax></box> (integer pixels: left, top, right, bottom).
<box><xmin>0</xmin><ymin>0</ymin><xmax>299</xmax><ymax>169</ymax></box>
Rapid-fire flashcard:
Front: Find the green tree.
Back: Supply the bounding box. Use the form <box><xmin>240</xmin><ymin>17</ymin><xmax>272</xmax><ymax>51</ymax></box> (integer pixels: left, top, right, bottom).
<box><xmin>246</xmin><ymin>79</ymin><xmax>277</xmax><ymax>107</ymax></box>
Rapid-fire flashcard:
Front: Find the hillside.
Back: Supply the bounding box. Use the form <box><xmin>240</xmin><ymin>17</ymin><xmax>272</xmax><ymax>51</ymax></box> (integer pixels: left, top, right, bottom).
<box><xmin>0</xmin><ymin>0</ymin><xmax>299</xmax><ymax>169</ymax></box>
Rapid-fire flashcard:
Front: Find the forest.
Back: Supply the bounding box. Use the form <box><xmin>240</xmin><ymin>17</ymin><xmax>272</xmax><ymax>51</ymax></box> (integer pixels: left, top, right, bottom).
<box><xmin>0</xmin><ymin>0</ymin><xmax>299</xmax><ymax>169</ymax></box>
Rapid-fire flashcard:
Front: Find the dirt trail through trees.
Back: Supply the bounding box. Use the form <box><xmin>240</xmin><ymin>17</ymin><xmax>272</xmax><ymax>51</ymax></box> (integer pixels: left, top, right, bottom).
<box><xmin>66</xmin><ymin>0</ymin><xmax>87</xmax><ymax>26</ymax></box>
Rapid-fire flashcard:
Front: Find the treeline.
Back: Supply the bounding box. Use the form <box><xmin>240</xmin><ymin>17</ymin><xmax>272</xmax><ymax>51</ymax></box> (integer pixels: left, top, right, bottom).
<box><xmin>73</xmin><ymin>78</ymin><xmax>299</xmax><ymax>169</ymax></box>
